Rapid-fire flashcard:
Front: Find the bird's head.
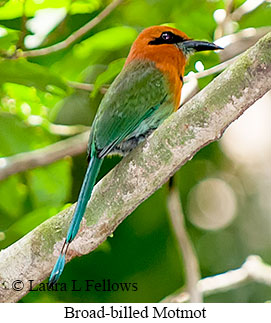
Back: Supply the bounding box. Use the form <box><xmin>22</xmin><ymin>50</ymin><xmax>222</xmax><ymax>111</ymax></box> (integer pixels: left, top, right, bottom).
<box><xmin>126</xmin><ymin>25</ymin><xmax>222</xmax><ymax>64</ymax></box>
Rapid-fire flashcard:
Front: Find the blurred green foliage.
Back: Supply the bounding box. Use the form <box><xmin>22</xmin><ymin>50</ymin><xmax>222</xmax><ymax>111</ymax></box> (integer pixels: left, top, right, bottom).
<box><xmin>0</xmin><ymin>0</ymin><xmax>270</xmax><ymax>303</ymax></box>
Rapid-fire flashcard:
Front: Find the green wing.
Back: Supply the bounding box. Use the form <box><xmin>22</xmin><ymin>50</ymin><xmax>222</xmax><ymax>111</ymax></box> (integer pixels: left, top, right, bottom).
<box><xmin>91</xmin><ymin>60</ymin><xmax>170</xmax><ymax>158</ymax></box>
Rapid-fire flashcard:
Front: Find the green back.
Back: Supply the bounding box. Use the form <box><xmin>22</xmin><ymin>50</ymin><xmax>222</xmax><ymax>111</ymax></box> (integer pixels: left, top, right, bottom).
<box><xmin>90</xmin><ymin>59</ymin><xmax>172</xmax><ymax>158</ymax></box>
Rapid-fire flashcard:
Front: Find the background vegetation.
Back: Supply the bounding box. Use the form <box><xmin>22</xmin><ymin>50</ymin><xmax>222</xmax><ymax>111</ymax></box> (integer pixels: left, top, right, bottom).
<box><xmin>0</xmin><ymin>0</ymin><xmax>270</xmax><ymax>302</ymax></box>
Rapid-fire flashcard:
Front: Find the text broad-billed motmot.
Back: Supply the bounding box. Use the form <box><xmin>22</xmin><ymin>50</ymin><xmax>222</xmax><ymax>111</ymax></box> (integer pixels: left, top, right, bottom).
<box><xmin>48</xmin><ymin>25</ymin><xmax>221</xmax><ymax>286</ymax></box>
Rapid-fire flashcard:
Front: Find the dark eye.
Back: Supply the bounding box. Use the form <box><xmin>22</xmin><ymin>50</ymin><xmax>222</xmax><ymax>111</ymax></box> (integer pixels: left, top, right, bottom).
<box><xmin>161</xmin><ymin>32</ymin><xmax>173</xmax><ymax>41</ymax></box>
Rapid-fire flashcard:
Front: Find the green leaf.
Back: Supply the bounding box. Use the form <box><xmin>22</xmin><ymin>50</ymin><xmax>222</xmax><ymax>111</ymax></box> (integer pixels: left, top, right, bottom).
<box><xmin>0</xmin><ymin>58</ymin><xmax>67</xmax><ymax>92</ymax></box>
<box><xmin>52</xmin><ymin>64</ymin><xmax>107</xmax><ymax>125</ymax></box>
<box><xmin>0</xmin><ymin>113</ymin><xmax>39</xmax><ymax>156</ymax></box>
<box><xmin>27</xmin><ymin>160</ymin><xmax>71</xmax><ymax>208</ymax></box>
<box><xmin>0</xmin><ymin>25</ymin><xmax>19</xmax><ymax>51</ymax></box>
<box><xmin>91</xmin><ymin>58</ymin><xmax>125</xmax><ymax>97</ymax></box>
<box><xmin>52</xmin><ymin>26</ymin><xmax>136</xmax><ymax>80</ymax></box>
<box><xmin>0</xmin><ymin>0</ymin><xmax>102</xmax><ymax>19</ymax></box>
<box><xmin>70</xmin><ymin>0</ymin><xmax>102</xmax><ymax>15</ymax></box>
<box><xmin>73</xmin><ymin>26</ymin><xmax>137</xmax><ymax>59</ymax></box>
<box><xmin>0</xmin><ymin>175</ymin><xmax>27</xmax><ymax>230</ymax></box>
<box><xmin>0</xmin><ymin>112</ymin><xmax>56</xmax><ymax>159</ymax></box>
<box><xmin>52</xmin><ymin>89</ymin><xmax>94</xmax><ymax>125</ymax></box>
<box><xmin>0</xmin><ymin>0</ymin><xmax>9</xmax><ymax>8</ymax></box>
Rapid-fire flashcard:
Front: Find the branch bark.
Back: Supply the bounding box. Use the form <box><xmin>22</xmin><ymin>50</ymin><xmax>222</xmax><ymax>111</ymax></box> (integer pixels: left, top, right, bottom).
<box><xmin>0</xmin><ymin>32</ymin><xmax>270</xmax><ymax>303</ymax></box>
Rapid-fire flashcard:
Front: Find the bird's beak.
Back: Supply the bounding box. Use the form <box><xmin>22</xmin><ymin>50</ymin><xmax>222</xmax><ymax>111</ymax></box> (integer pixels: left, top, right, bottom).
<box><xmin>181</xmin><ymin>40</ymin><xmax>223</xmax><ymax>53</ymax></box>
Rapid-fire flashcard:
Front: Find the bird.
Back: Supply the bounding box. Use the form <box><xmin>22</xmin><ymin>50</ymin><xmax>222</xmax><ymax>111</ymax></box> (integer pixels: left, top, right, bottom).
<box><xmin>48</xmin><ymin>25</ymin><xmax>221</xmax><ymax>286</ymax></box>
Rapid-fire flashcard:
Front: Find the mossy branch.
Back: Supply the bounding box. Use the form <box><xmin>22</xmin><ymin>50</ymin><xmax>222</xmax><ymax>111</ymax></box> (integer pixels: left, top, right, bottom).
<box><xmin>0</xmin><ymin>32</ymin><xmax>270</xmax><ymax>303</ymax></box>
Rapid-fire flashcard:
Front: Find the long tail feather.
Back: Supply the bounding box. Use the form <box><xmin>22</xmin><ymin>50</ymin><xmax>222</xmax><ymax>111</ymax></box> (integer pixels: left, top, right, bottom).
<box><xmin>49</xmin><ymin>154</ymin><xmax>103</xmax><ymax>287</ymax></box>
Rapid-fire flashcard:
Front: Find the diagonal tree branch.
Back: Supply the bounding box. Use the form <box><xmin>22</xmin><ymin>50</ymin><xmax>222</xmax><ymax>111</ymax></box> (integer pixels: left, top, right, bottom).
<box><xmin>0</xmin><ymin>32</ymin><xmax>270</xmax><ymax>303</ymax></box>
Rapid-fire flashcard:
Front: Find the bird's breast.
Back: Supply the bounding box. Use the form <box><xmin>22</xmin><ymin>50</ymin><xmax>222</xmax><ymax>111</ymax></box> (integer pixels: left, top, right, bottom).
<box><xmin>126</xmin><ymin>44</ymin><xmax>185</xmax><ymax>110</ymax></box>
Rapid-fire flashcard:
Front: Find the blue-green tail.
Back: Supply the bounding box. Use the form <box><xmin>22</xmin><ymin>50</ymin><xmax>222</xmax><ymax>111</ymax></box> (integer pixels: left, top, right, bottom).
<box><xmin>48</xmin><ymin>154</ymin><xmax>103</xmax><ymax>287</ymax></box>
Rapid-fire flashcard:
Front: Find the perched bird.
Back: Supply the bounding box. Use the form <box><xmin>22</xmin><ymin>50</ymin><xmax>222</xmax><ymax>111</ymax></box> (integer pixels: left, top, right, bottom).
<box><xmin>49</xmin><ymin>25</ymin><xmax>221</xmax><ymax>286</ymax></box>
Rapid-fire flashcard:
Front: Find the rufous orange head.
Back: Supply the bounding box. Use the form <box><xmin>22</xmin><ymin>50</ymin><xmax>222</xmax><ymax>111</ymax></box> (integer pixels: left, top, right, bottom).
<box><xmin>126</xmin><ymin>25</ymin><xmax>221</xmax><ymax>71</ymax></box>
